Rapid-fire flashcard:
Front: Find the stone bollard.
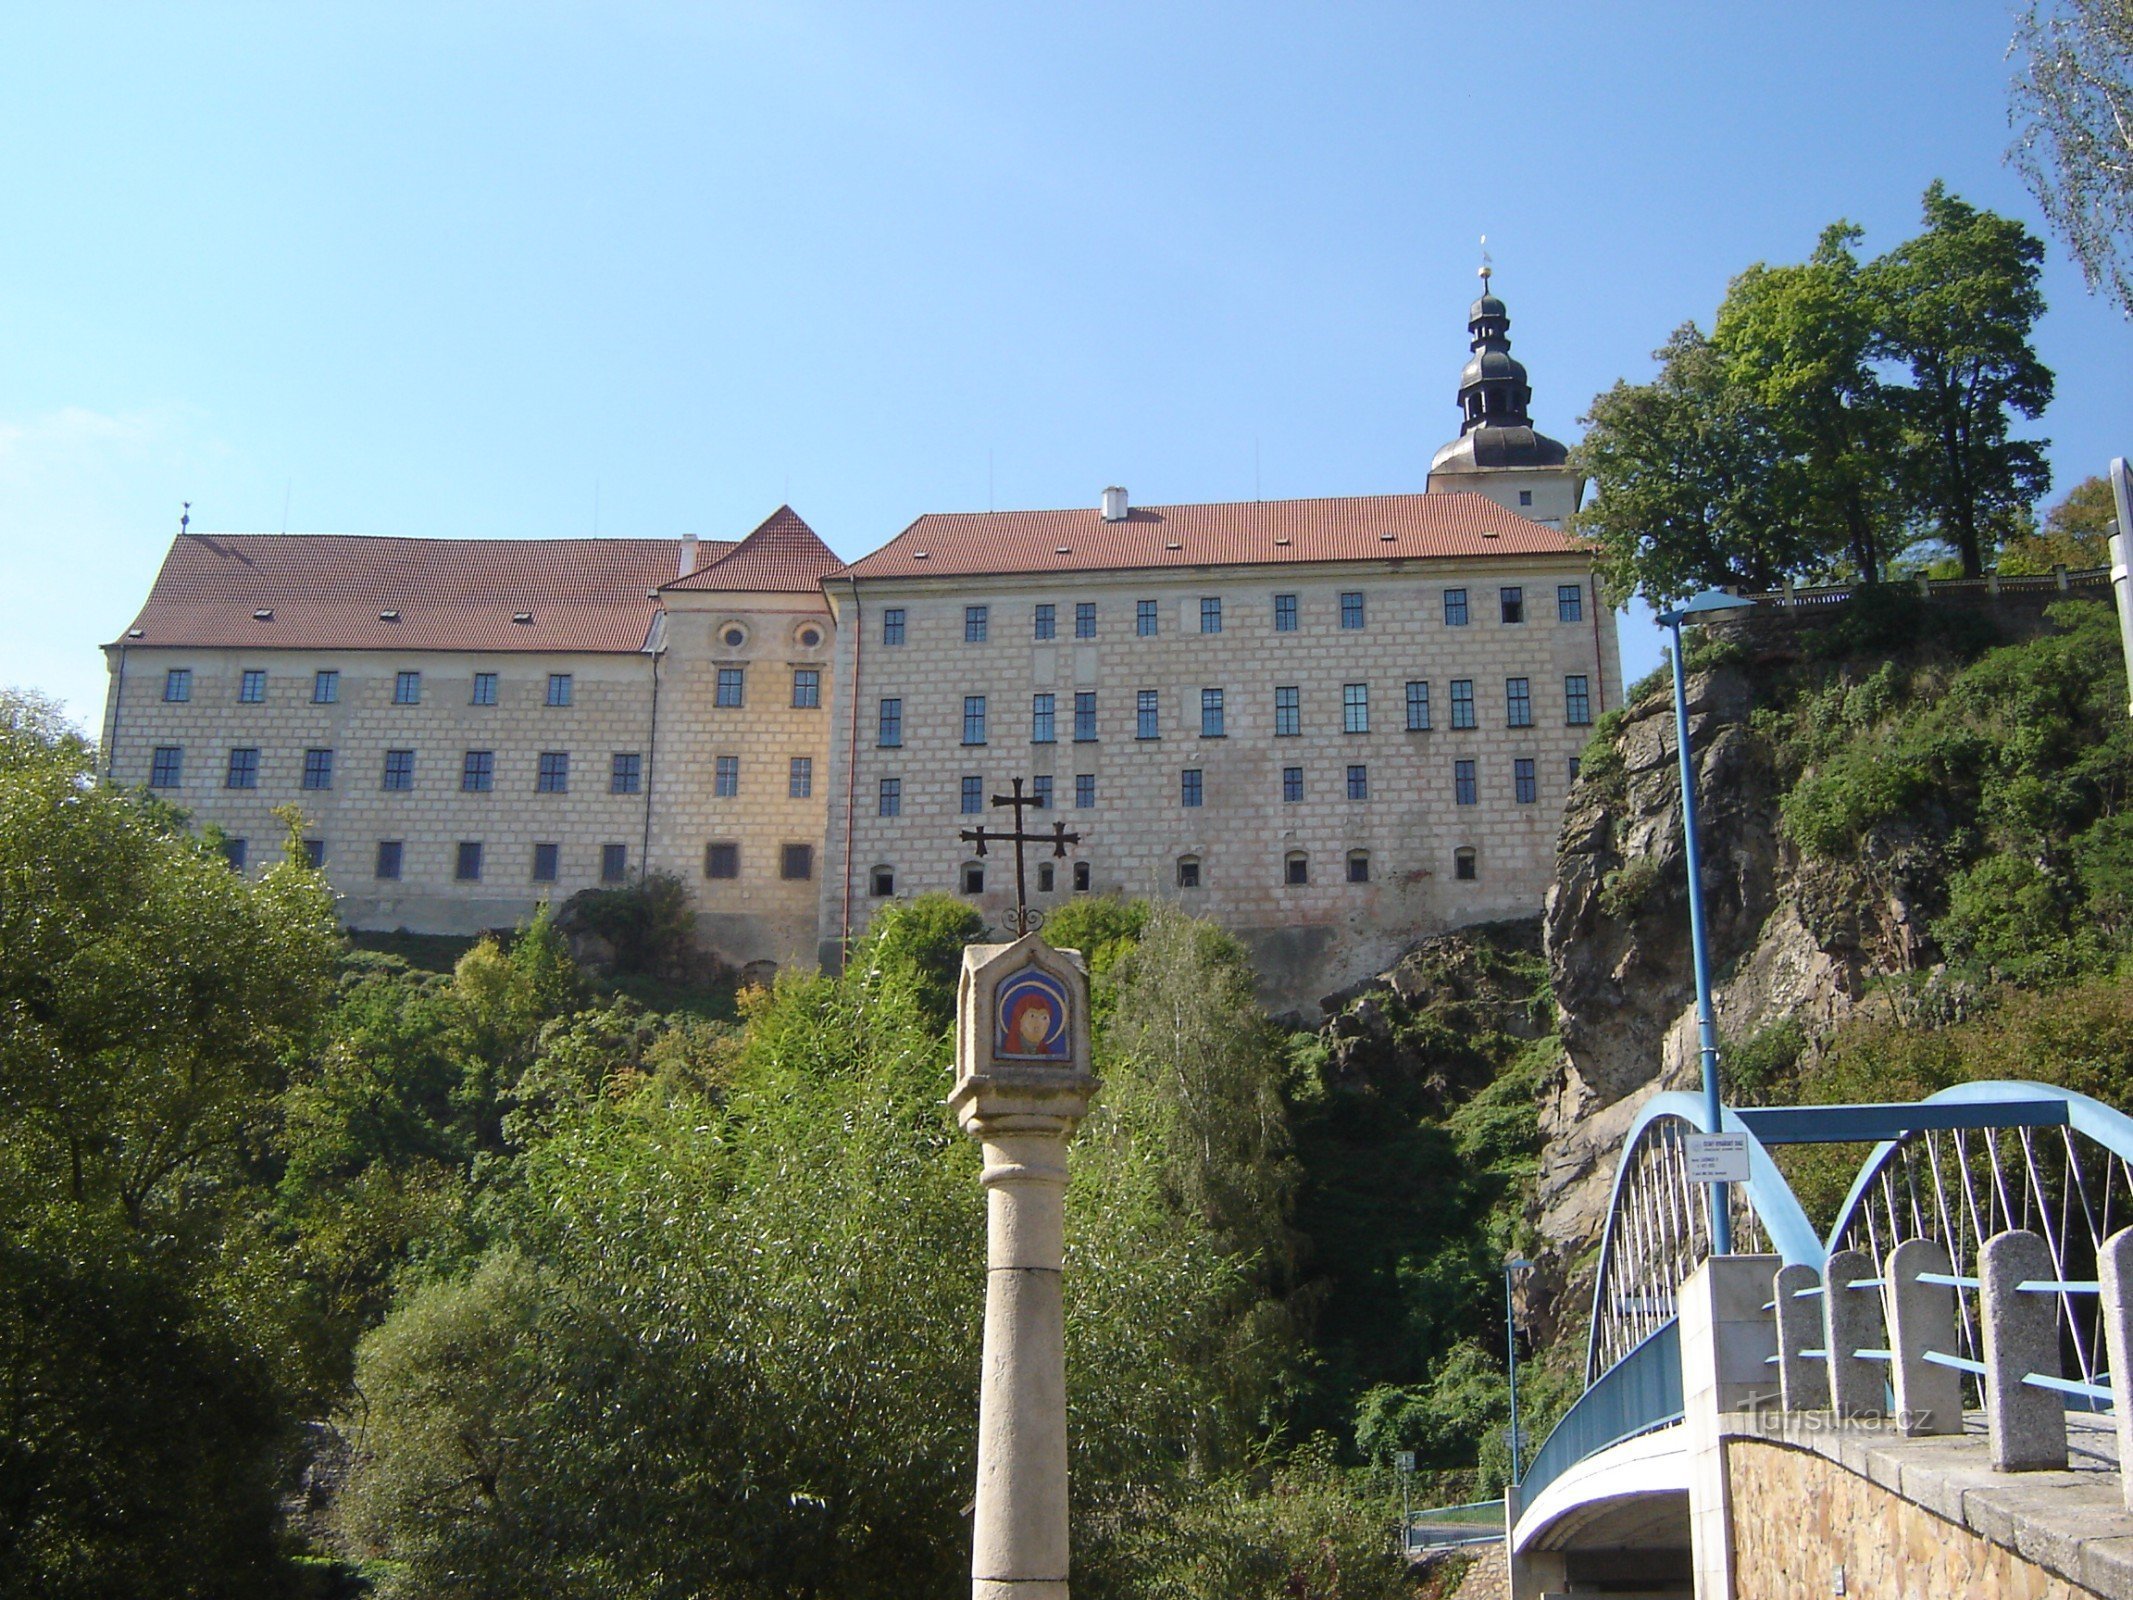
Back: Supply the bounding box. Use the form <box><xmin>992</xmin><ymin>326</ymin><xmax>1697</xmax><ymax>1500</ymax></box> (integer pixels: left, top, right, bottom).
<box><xmin>1773</xmin><ymin>1262</ymin><xmax>1828</xmax><ymax>1412</ymax></box>
<box><xmin>1980</xmin><ymin>1229</ymin><xmax>2067</xmax><ymax>1472</ymax></box>
<box><xmin>1823</xmin><ymin>1248</ymin><xmax>1886</xmax><ymax>1418</ymax></box>
<box><xmin>2100</xmin><ymin>1228</ymin><xmax>2133</xmax><ymax>1510</ymax></box>
<box><xmin>1885</xmin><ymin>1237</ymin><xmax>1964</xmax><ymax>1436</ymax></box>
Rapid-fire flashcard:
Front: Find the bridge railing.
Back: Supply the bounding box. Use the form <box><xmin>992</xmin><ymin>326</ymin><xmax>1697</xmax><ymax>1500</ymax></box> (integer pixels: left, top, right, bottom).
<box><xmin>1518</xmin><ymin>1318</ymin><xmax>1683</xmax><ymax>1511</ymax></box>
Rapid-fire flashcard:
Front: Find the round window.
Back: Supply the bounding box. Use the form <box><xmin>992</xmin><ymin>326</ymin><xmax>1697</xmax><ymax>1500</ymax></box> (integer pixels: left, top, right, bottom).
<box><xmin>800</xmin><ymin>628</ymin><xmax>822</xmax><ymax>649</ymax></box>
<box><xmin>723</xmin><ymin>627</ymin><xmax>745</xmax><ymax>648</ymax></box>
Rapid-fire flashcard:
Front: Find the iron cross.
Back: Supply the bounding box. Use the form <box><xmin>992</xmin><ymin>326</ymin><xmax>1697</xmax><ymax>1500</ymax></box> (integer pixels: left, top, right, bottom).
<box><xmin>958</xmin><ymin>776</ymin><xmax>1081</xmax><ymax>936</ymax></box>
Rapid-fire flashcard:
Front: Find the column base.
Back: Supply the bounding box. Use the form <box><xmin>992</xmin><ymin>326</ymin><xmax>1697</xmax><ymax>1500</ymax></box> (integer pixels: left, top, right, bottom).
<box><xmin>974</xmin><ymin>1580</ymin><xmax>1068</xmax><ymax>1600</ymax></box>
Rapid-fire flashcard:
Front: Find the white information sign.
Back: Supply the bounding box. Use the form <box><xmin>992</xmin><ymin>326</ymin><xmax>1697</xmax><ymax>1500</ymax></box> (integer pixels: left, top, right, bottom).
<box><xmin>1685</xmin><ymin>1132</ymin><xmax>1751</xmax><ymax>1184</ymax></box>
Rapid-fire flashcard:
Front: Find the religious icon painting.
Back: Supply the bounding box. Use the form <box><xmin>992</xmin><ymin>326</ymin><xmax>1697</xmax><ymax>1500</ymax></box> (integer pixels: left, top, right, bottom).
<box><xmin>994</xmin><ymin>964</ymin><xmax>1071</xmax><ymax>1062</ymax></box>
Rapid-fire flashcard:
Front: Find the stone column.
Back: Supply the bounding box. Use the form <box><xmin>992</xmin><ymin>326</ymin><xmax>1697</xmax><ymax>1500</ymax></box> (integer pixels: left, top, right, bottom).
<box><xmin>1981</xmin><ymin>1228</ymin><xmax>2066</xmax><ymax>1472</ymax></box>
<box><xmin>1679</xmin><ymin>1254</ymin><xmax>1780</xmax><ymax>1600</ymax></box>
<box><xmin>950</xmin><ymin>935</ymin><xmax>1095</xmax><ymax>1600</ymax></box>
<box><xmin>1885</xmin><ymin>1236</ymin><xmax>1962</xmax><ymax>1436</ymax></box>
<box><xmin>1823</xmin><ymin>1248</ymin><xmax>1886</xmax><ymax>1419</ymax></box>
<box><xmin>1773</xmin><ymin>1262</ymin><xmax>1828</xmax><ymax>1413</ymax></box>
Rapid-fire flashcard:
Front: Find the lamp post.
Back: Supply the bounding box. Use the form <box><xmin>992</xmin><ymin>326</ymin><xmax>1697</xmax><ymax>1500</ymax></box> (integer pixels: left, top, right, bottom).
<box><xmin>1504</xmin><ymin>1257</ymin><xmax>1533</xmax><ymax>1487</ymax></box>
<box><xmin>1653</xmin><ymin>589</ymin><xmax>1757</xmax><ymax>1256</ymax></box>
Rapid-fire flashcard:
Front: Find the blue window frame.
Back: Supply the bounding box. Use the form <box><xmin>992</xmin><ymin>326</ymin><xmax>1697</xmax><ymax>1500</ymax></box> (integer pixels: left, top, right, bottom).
<box><xmin>150</xmin><ymin>745</ymin><xmax>183</xmax><ymax>787</ymax></box>
<box><xmin>1406</xmin><ymin>680</ymin><xmax>1431</xmax><ymax>731</ymax></box>
<box><xmin>163</xmin><ymin>668</ymin><xmax>191</xmax><ymax>702</ymax></box>
<box><xmin>879</xmin><ymin>777</ymin><xmax>901</xmax><ymax>816</ymax></box>
<box><xmin>1454</xmin><ymin>759</ymin><xmax>1477</xmax><ymax>806</ymax></box>
<box><xmin>383</xmin><ymin>749</ymin><xmax>415</xmax><ymax>790</ymax></box>
<box><xmin>792</xmin><ymin>669</ymin><xmax>820</xmax><ymax>708</ymax></box>
<box><xmin>471</xmin><ymin>672</ymin><xmax>497</xmax><ymax>705</ymax></box>
<box><xmin>1201</xmin><ymin>688</ymin><xmax>1224</xmax><ymax>737</ymax></box>
<box><xmin>1074</xmin><ymin>601</ymin><xmax>1096</xmax><ymax>638</ymax></box>
<box><xmin>1282</xmin><ymin>766</ymin><xmax>1303</xmax><ymax>803</ymax></box>
<box><xmin>1180</xmin><ymin>769</ymin><xmax>1203</xmax><ymax>807</ymax></box>
<box><xmin>226</xmin><ymin>747</ymin><xmax>259</xmax><ymax>789</ymax></box>
<box><xmin>1443</xmin><ymin>589</ymin><xmax>1469</xmax><ymax>627</ymax></box>
<box><xmin>1558</xmin><ymin>583</ymin><xmax>1585</xmax><ymax>623</ymax></box>
<box><xmin>882</xmin><ymin>608</ymin><xmax>906</xmax><ymax>645</ymax></box>
<box><xmin>789</xmin><ymin>757</ymin><xmax>812</xmax><ymax>798</ymax></box>
<box><xmin>1136</xmin><ymin>690</ymin><xmax>1159</xmax><ymax>739</ymax></box>
<box><xmin>1200</xmin><ymin>597</ymin><xmax>1222</xmax><ymax>634</ymax></box>
<box><xmin>537</xmin><ymin>752</ymin><xmax>569</xmax><ymax>793</ymax></box>
<box><xmin>377</xmin><ymin>841</ymin><xmax>403</xmax><ymax>881</ymax></box>
<box><xmin>963</xmin><ymin>695</ymin><xmax>988</xmax><ymax>745</ymax></box>
<box><xmin>313</xmin><ymin>669</ymin><xmax>339</xmax><ymax>703</ymax></box>
<box><xmin>1074</xmin><ymin>773</ymin><xmax>1095</xmax><ymax>809</ymax></box>
<box><xmin>1074</xmin><ymin>691</ymin><xmax>1097</xmax><ymax>742</ymax></box>
<box><xmin>715</xmin><ymin>668</ymin><xmax>744</xmax><ymax>707</ymax></box>
<box><xmin>602</xmin><ymin>843</ymin><xmax>629</xmax><ymax>883</ymax></box>
<box><xmin>1031</xmin><ymin>775</ymin><xmax>1052</xmax><ymax>809</ymax></box>
<box><xmin>965</xmin><ymin>605</ymin><xmax>989</xmax><ymax>643</ymax></box>
<box><xmin>1347</xmin><ymin>763</ymin><xmax>1368</xmax><ymax>800</ymax></box>
<box><xmin>394</xmin><ymin>670</ymin><xmax>421</xmax><ymax>705</ymax></box>
<box><xmin>715</xmin><ymin>755</ymin><xmax>739</xmax><ymax>797</ymax></box>
<box><xmin>611</xmin><ymin>752</ymin><xmax>642</xmax><ymax>794</ymax></box>
<box><xmin>1566</xmin><ymin>675</ymin><xmax>1592</xmax><ymax>725</ymax></box>
<box><xmin>1033</xmin><ymin>603</ymin><xmax>1055</xmax><ymax>640</ymax></box>
<box><xmin>1506</xmin><ymin>677</ymin><xmax>1533</xmax><ymax>727</ymax></box>
<box><xmin>1136</xmin><ymin>599</ymin><xmax>1158</xmax><ymax>636</ymax></box>
<box><xmin>1500</xmin><ymin>586</ymin><xmax>1525</xmax><ymax>624</ymax></box>
<box><xmin>456</xmin><ymin>841</ymin><xmax>483</xmax><ymax>881</ymax></box>
<box><xmin>302</xmin><ymin>748</ymin><xmax>334</xmax><ymax>790</ymax></box>
<box><xmin>238</xmin><ymin>669</ymin><xmax>266</xmax><ymax>703</ymax></box>
<box><xmin>547</xmin><ymin>672</ymin><xmax>573</xmax><ymax>706</ymax></box>
<box><xmin>961</xmin><ymin>775</ymin><xmax>984</xmax><ymax>814</ymax></box>
<box><xmin>1514</xmin><ymin>757</ymin><xmax>1537</xmax><ymax>804</ymax></box>
<box><xmin>878</xmin><ymin>697</ymin><xmax>902</xmax><ymax>747</ymax></box>
<box><xmin>1343</xmin><ymin>682</ymin><xmax>1369</xmax><ymax>734</ymax></box>
<box><xmin>1032</xmin><ymin>694</ymin><xmax>1055</xmax><ymax>743</ymax></box>
<box><xmin>1340</xmin><ymin>591</ymin><xmax>1365</xmax><ymax>629</ymax></box>
<box><xmin>532</xmin><ymin>842</ymin><xmax>559</xmax><ymax>882</ymax></box>
<box><xmin>705</xmin><ymin>842</ymin><xmax>739</xmax><ymax>878</ymax></box>
<box><xmin>1273</xmin><ymin>593</ymin><xmax>1297</xmax><ymax>632</ymax></box>
<box><xmin>462</xmin><ymin>750</ymin><xmax>494</xmax><ymax>792</ymax></box>
<box><xmin>1450</xmin><ymin>679</ymin><xmax>1476</xmax><ymax>729</ymax></box>
<box><xmin>1275</xmin><ymin>686</ymin><xmax>1300</xmax><ymax>737</ymax></box>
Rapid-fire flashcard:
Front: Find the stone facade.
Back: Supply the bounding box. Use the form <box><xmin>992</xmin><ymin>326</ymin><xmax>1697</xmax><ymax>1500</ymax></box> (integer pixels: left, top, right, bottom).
<box><xmin>819</xmin><ymin>556</ymin><xmax>1618</xmax><ymax>1006</ymax></box>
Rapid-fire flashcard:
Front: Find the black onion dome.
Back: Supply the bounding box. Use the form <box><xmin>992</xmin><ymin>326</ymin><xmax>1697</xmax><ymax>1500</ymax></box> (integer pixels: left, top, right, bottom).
<box><xmin>1431</xmin><ymin>272</ymin><xmax>1568</xmax><ymax>472</ymax></box>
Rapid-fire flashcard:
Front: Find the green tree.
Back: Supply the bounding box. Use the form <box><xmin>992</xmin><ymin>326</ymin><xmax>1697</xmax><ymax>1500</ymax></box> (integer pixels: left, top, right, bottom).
<box><xmin>2012</xmin><ymin>0</ymin><xmax>2133</xmax><ymax>316</ymax></box>
<box><xmin>1868</xmin><ymin>182</ymin><xmax>2053</xmax><ymax>576</ymax></box>
<box><xmin>2002</xmin><ymin>473</ymin><xmax>2120</xmax><ymax>572</ymax></box>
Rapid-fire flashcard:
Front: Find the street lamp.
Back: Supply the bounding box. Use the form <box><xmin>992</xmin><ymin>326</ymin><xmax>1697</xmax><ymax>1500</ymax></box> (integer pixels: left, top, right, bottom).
<box><xmin>1653</xmin><ymin>589</ymin><xmax>1757</xmax><ymax>1256</ymax></box>
<box><xmin>1504</xmin><ymin>1256</ymin><xmax>1533</xmax><ymax>1487</ymax></box>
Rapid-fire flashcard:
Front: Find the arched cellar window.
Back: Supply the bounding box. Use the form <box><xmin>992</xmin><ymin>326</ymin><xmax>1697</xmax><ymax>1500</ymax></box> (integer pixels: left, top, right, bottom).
<box><xmin>1454</xmin><ymin>847</ymin><xmax>1477</xmax><ymax>882</ymax></box>
<box><xmin>1285</xmin><ymin>851</ymin><xmax>1308</xmax><ymax>886</ymax></box>
<box><xmin>1176</xmin><ymin>855</ymin><xmax>1201</xmax><ymax>889</ymax></box>
<box><xmin>1346</xmin><ymin>849</ymin><xmax>1370</xmax><ymax>884</ymax></box>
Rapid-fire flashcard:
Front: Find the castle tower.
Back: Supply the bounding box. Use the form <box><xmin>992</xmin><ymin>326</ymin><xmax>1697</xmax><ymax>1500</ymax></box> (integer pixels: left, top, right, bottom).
<box><xmin>1425</xmin><ymin>264</ymin><xmax>1583</xmax><ymax>528</ymax></box>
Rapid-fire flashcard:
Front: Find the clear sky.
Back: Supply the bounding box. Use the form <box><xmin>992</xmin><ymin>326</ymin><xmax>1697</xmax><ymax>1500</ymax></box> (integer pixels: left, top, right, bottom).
<box><xmin>3</xmin><ymin>2</ymin><xmax>2128</xmax><ymax>727</ymax></box>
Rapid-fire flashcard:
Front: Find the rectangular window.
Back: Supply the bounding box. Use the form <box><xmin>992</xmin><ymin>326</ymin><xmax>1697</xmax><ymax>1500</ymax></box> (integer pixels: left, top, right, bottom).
<box><xmin>1031</xmin><ymin>693</ymin><xmax>1056</xmax><ymax>744</ymax></box>
<box><xmin>1200</xmin><ymin>688</ymin><xmax>1224</xmax><ymax>737</ymax></box>
<box><xmin>1274</xmin><ymin>686</ymin><xmax>1300</xmax><ymax>737</ymax></box>
<box><xmin>456</xmin><ymin>841</ymin><xmax>483</xmax><ymax>881</ymax></box>
<box><xmin>878</xmin><ymin>697</ymin><xmax>903</xmax><ymax>747</ymax></box>
<box><xmin>705</xmin><ymin>842</ymin><xmax>739</xmax><ymax>879</ymax></box>
<box><xmin>1347</xmin><ymin>763</ymin><xmax>1369</xmax><ymax>800</ymax></box>
<box><xmin>1136</xmin><ymin>690</ymin><xmax>1159</xmax><ymax>740</ymax></box>
<box><xmin>1343</xmin><ymin>682</ymin><xmax>1369</xmax><ymax>734</ymax></box>
<box><xmin>789</xmin><ymin>757</ymin><xmax>813</xmax><ymax>798</ymax></box>
<box><xmin>1283</xmin><ymin>765</ymin><xmax>1303</xmax><ymax>803</ymax></box>
<box><xmin>382</xmin><ymin>749</ymin><xmax>415</xmax><ymax>791</ymax></box>
<box><xmin>1136</xmin><ymin>599</ymin><xmax>1158</xmax><ymax>636</ymax></box>
<box><xmin>611</xmin><ymin>752</ymin><xmax>642</xmax><ymax>794</ymax></box>
<box><xmin>302</xmin><ymin>748</ymin><xmax>334</xmax><ymax>790</ymax></box>
<box><xmin>376</xmin><ymin>840</ymin><xmax>403</xmax><ymax>881</ymax></box>
<box><xmin>1450</xmin><ymin>679</ymin><xmax>1476</xmax><ymax>729</ymax></box>
<box><xmin>1455</xmin><ymin>759</ymin><xmax>1478</xmax><ymax>806</ymax></box>
<box><xmin>462</xmin><ymin>750</ymin><xmax>494</xmax><ymax>792</ymax></box>
<box><xmin>532</xmin><ymin>842</ymin><xmax>559</xmax><ymax>882</ymax></box>
<box><xmin>878</xmin><ymin>777</ymin><xmax>902</xmax><ymax>817</ymax></box>
<box><xmin>963</xmin><ymin>695</ymin><xmax>988</xmax><ymax>745</ymax></box>
<box><xmin>1074</xmin><ymin>692</ymin><xmax>1097</xmax><ymax>742</ymax></box>
<box><xmin>1340</xmin><ymin>591</ymin><xmax>1365</xmax><ymax>630</ymax></box>
<box><xmin>471</xmin><ymin>671</ymin><xmax>498</xmax><ymax>705</ymax></box>
<box><xmin>1406</xmin><ymin>680</ymin><xmax>1432</xmax><ymax>731</ymax></box>
<box><xmin>602</xmin><ymin>843</ymin><xmax>629</xmax><ymax>883</ymax></box>
<box><xmin>225</xmin><ymin>748</ymin><xmax>259</xmax><ymax>789</ymax></box>
<box><xmin>1285</xmin><ymin>853</ymin><xmax>1307</xmax><ymax>885</ymax></box>
<box><xmin>1455</xmin><ymin>848</ymin><xmax>1477</xmax><ymax>882</ymax></box>
<box><xmin>547</xmin><ymin>673</ymin><xmax>573</xmax><ymax>707</ymax></box>
<box><xmin>1273</xmin><ymin>593</ymin><xmax>1298</xmax><ymax>632</ymax></box>
<box><xmin>1443</xmin><ymin>589</ymin><xmax>1469</xmax><ymax>627</ymax></box>
<box><xmin>225</xmin><ymin>836</ymin><xmax>248</xmax><ymax>870</ymax></box>
<box><xmin>1074</xmin><ymin>773</ymin><xmax>1095</xmax><ymax>809</ymax></box>
<box><xmin>1031</xmin><ymin>775</ymin><xmax>1052</xmax><ymax>810</ymax></box>
<box><xmin>1074</xmin><ymin>601</ymin><xmax>1096</xmax><ymax>639</ymax></box>
<box><xmin>1033</xmin><ymin>603</ymin><xmax>1055</xmax><ymax>641</ymax></box>
<box><xmin>715</xmin><ymin>667</ymin><xmax>744</xmax><ymax>708</ymax></box>
<box><xmin>149</xmin><ymin>745</ymin><xmax>183</xmax><ymax>787</ymax></box>
<box><xmin>1500</xmin><ymin>586</ymin><xmax>1525</xmax><ymax>625</ymax></box>
<box><xmin>1558</xmin><ymin>583</ymin><xmax>1585</xmax><ymax>623</ymax></box>
<box><xmin>962</xmin><ymin>775</ymin><xmax>984</xmax><ymax>814</ymax></box>
<box><xmin>1565</xmin><ymin>675</ymin><xmax>1592</xmax><ymax>726</ymax></box>
<box><xmin>1200</xmin><ymin>596</ymin><xmax>1222</xmax><ymax>634</ymax></box>
<box><xmin>1506</xmin><ymin>677</ymin><xmax>1533</xmax><ymax>727</ymax></box>
<box><xmin>394</xmin><ymin>670</ymin><xmax>422</xmax><ymax>705</ymax></box>
<box><xmin>792</xmin><ymin>669</ymin><xmax>821</xmax><ymax>709</ymax></box>
<box><xmin>238</xmin><ymin>669</ymin><xmax>266</xmax><ymax>703</ymax></box>
<box><xmin>715</xmin><ymin>755</ymin><xmax>740</xmax><ymax>797</ymax></box>
<box><xmin>537</xmin><ymin>752</ymin><xmax>570</xmax><ymax>793</ymax></box>
<box><xmin>1176</xmin><ymin>857</ymin><xmax>1200</xmax><ymax>889</ymax></box>
<box><xmin>163</xmin><ymin>668</ymin><xmax>192</xmax><ymax>702</ymax></box>
<box><xmin>965</xmin><ymin>604</ymin><xmax>989</xmax><ymax>643</ymax></box>
<box><xmin>872</xmin><ymin>866</ymin><xmax>895</xmax><ymax>898</ymax></box>
<box><xmin>882</xmin><ymin>608</ymin><xmax>906</xmax><ymax>646</ymax></box>
<box><xmin>1347</xmin><ymin>852</ymin><xmax>1370</xmax><ymax>884</ymax></box>
<box><xmin>780</xmin><ymin>843</ymin><xmax>812</xmax><ymax>881</ymax></box>
<box><xmin>1569</xmin><ymin>756</ymin><xmax>1583</xmax><ymax>785</ymax></box>
<box><xmin>1180</xmin><ymin>769</ymin><xmax>1203</xmax><ymax>808</ymax></box>
<box><xmin>313</xmin><ymin>669</ymin><xmax>339</xmax><ymax>704</ymax></box>
<box><xmin>1514</xmin><ymin>757</ymin><xmax>1538</xmax><ymax>805</ymax></box>
<box><xmin>302</xmin><ymin>839</ymin><xmax>325</xmax><ymax>869</ymax></box>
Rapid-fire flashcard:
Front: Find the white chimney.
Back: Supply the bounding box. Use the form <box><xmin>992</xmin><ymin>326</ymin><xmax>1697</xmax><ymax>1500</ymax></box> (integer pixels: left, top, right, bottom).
<box><xmin>678</xmin><ymin>533</ymin><xmax>699</xmax><ymax>577</ymax></box>
<box><xmin>1100</xmin><ymin>486</ymin><xmax>1129</xmax><ymax>522</ymax></box>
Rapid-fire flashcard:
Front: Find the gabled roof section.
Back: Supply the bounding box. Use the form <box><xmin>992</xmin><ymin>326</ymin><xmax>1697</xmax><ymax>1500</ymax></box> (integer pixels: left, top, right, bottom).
<box><xmin>115</xmin><ymin>533</ymin><xmax>731</xmax><ymax>653</ymax></box>
<box><xmin>834</xmin><ymin>491</ymin><xmax>1577</xmax><ymax>583</ymax></box>
<box><xmin>663</xmin><ymin>506</ymin><xmax>842</xmax><ymax>594</ymax></box>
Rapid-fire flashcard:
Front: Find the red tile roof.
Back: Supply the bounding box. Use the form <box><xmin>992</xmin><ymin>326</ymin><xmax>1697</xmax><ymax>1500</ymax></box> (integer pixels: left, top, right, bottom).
<box><xmin>116</xmin><ymin>533</ymin><xmax>731</xmax><ymax>654</ymax></box>
<box><xmin>662</xmin><ymin>506</ymin><xmax>841</xmax><ymax>594</ymax></box>
<box><xmin>831</xmin><ymin>491</ymin><xmax>1580</xmax><ymax>582</ymax></box>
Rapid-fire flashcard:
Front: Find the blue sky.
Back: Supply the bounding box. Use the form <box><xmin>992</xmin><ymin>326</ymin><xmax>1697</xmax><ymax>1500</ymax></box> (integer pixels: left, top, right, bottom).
<box><xmin>3</xmin><ymin>2</ymin><xmax>2128</xmax><ymax>726</ymax></box>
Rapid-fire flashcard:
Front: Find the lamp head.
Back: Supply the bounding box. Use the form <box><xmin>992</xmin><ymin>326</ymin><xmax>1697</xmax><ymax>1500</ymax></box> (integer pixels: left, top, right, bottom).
<box><xmin>1655</xmin><ymin>588</ymin><xmax>1757</xmax><ymax>626</ymax></box>
<box><xmin>1505</xmin><ymin>1257</ymin><xmax>1534</xmax><ymax>1272</ymax></box>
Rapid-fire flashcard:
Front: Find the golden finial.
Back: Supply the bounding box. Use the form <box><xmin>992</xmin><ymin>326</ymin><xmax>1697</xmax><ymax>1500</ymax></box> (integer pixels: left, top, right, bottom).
<box><xmin>1479</xmin><ymin>234</ymin><xmax>1493</xmax><ymax>286</ymax></box>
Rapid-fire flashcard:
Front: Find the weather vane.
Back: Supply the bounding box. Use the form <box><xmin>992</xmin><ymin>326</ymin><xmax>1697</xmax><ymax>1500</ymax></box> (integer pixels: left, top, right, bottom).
<box><xmin>1479</xmin><ymin>234</ymin><xmax>1493</xmax><ymax>286</ymax></box>
<box><xmin>179</xmin><ymin>500</ymin><xmax>190</xmax><ymax>535</ymax></box>
<box><xmin>958</xmin><ymin>776</ymin><xmax>1080</xmax><ymax>936</ymax></box>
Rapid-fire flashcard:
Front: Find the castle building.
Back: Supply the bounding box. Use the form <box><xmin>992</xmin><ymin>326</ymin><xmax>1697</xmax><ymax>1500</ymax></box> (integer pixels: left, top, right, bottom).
<box><xmin>101</xmin><ymin>282</ymin><xmax>1613</xmax><ymax>1004</ymax></box>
